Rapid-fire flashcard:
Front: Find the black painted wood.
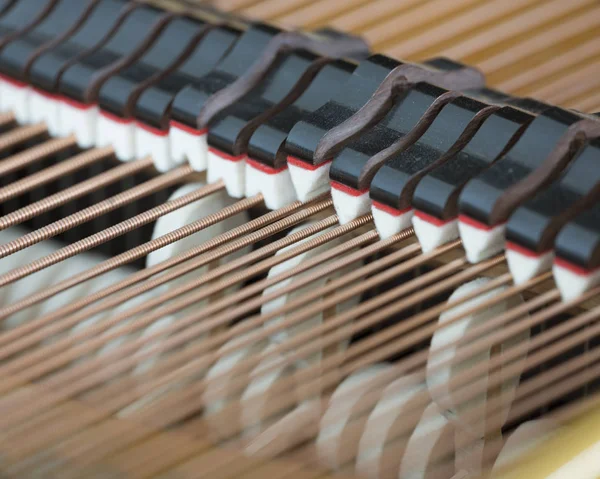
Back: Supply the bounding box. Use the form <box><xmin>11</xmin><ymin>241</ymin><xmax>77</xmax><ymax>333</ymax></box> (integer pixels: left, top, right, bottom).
<box><xmin>412</xmin><ymin>105</ymin><xmax>533</xmax><ymax>220</ymax></box>
<box><xmin>28</xmin><ymin>0</ymin><xmax>130</xmax><ymax>94</ymax></box>
<box><xmin>0</xmin><ymin>0</ymin><xmax>97</xmax><ymax>82</ymax></box>
<box><xmin>555</xmin><ymin>198</ymin><xmax>600</xmax><ymax>270</ymax></box>
<box><xmin>0</xmin><ymin>1</ymin><xmax>15</xmax><ymax>16</ymax></box>
<box><xmin>508</xmin><ymin>138</ymin><xmax>600</xmax><ymax>255</ymax></box>
<box><xmin>283</xmin><ymin>54</ymin><xmax>400</xmax><ymax>165</ymax></box>
<box><xmin>368</xmin><ymin>96</ymin><xmax>497</xmax><ymax>211</ymax></box>
<box><xmin>458</xmin><ymin>107</ymin><xmax>585</xmax><ymax>226</ymax></box>
<box><xmin>169</xmin><ymin>23</ymin><xmax>280</xmax><ymax>130</ymax></box>
<box><xmin>0</xmin><ymin>0</ymin><xmax>57</xmax><ymax>52</ymax></box>
<box><xmin>97</xmin><ymin>15</ymin><xmax>207</xmax><ymax>119</ymax></box>
<box><xmin>246</xmin><ymin>59</ymin><xmax>356</xmax><ymax>169</ymax></box>
<box><xmin>133</xmin><ymin>25</ymin><xmax>240</xmax><ymax>131</ymax></box>
<box><xmin>328</xmin><ymin>82</ymin><xmax>451</xmax><ymax>190</ymax></box>
<box><xmin>57</xmin><ymin>4</ymin><xmax>171</xmax><ymax>104</ymax></box>
<box><xmin>207</xmin><ymin>49</ymin><xmax>329</xmax><ymax>157</ymax></box>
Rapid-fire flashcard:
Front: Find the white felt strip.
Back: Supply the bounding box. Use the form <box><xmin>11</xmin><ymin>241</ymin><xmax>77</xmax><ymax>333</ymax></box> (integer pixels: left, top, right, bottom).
<box><xmin>245</xmin><ymin>162</ymin><xmax>297</xmax><ymax>210</ymax></box>
<box><xmin>372</xmin><ymin>205</ymin><xmax>413</xmax><ymax>240</ymax></box>
<box><xmin>169</xmin><ymin>123</ymin><xmax>208</xmax><ymax>172</ymax></box>
<box><xmin>96</xmin><ymin>113</ymin><xmax>136</xmax><ymax>161</ymax></box>
<box><xmin>412</xmin><ymin>215</ymin><xmax>459</xmax><ymax>253</ymax></box>
<box><xmin>135</xmin><ymin>125</ymin><xmax>171</xmax><ymax>172</ymax></box>
<box><xmin>553</xmin><ymin>262</ymin><xmax>600</xmax><ymax>301</ymax></box>
<box><xmin>458</xmin><ymin>219</ymin><xmax>506</xmax><ymax>264</ymax></box>
<box><xmin>58</xmin><ymin>101</ymin><xmax>98</xmax><ymax>148</ymax></box>
<box><xmin>506</xmin><ymin>247</ymin><xmax>554</xmax><ymax>285</ymax></box>
<box><xmin>288</xmin><ymin>159</ymin><xmax>332</xmax><ymax>202</ymax></box>
<box><xmin>331</xmin><ymin>186</ymin><xmax>370</xmax><ymax>225</ymax></box>
<box><xmin>0</xmin><ymin>80</ymin><xmax>30</xmax><ymax>123</ymax></box>
<box><xmin>207</xmin><ymin>150</ymin><xmax>246</xmax><ymax>198</ymax></box>
<box><xmin>29</xmin><ymin>89</ymin><xmax>61</xmax><ymax>135</ymax></box>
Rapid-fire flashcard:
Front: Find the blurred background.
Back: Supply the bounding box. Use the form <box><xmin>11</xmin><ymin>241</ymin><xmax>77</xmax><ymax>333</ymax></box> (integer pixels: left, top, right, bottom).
<box><xmin>208</xmin><ymin>0</ymin><xmax>600</xmax><ymax>112</ymax></box>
